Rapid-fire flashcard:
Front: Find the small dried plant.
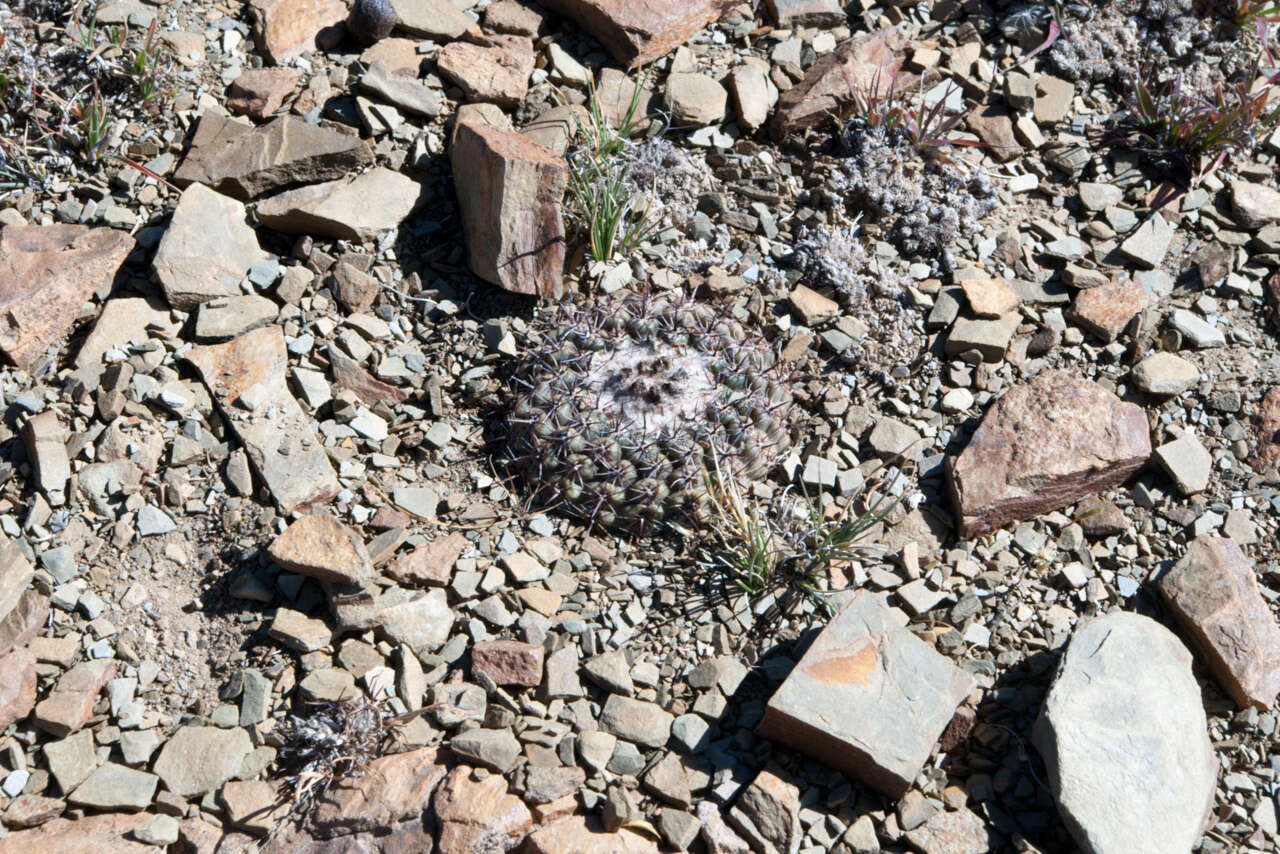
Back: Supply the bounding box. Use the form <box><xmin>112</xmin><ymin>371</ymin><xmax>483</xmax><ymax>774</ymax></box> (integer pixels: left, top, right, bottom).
<box><xmin>1116</xmin><ymin>70</ymin><xmax>1280</xmax><ymax>184</ymax></box>
<box><xmin>842</xmin><ymin>71</ymin><xmax>981</xmax><ymax>162</ymax></box>
<box><xmin>272</xmin><ymin>695</ymin><xmax>393</xmax><ymax>824</ymax></box>
<box><xmin>696</xmin><ymin>451</ymin><xmax>905</xmax><ymax>619</ymax></box>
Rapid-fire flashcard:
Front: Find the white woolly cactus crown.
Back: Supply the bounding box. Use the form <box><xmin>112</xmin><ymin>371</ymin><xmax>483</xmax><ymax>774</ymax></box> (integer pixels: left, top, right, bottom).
<box><xmin>502</xmin><ymin>292</ymin><xmax>793</xmax><ymax>535</ymax></box>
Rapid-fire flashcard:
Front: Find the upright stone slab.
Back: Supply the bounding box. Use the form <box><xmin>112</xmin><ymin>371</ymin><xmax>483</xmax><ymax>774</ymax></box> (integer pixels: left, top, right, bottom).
<box><xmin>1157</xmin><ymin>535</ymin><xmax>1280</xmax><ymax>709</ymax></box>
<box><xmin>945</xmin><ymin>369</ymin><xmax>1150</xmax><ymax>538</ymax></box>
<box><xmin>0</xmin><ymin>224</ymin><xmax>134</xmax><ymax>369</ymax></box>
<box><xmin>451</xmin><ymin>119</ymin><xmax>567</xmax><ymax>298</ymax></box>
<box><xmin>535</xmin><ymin>0</ymin><xmax>730</xmax><ymax>68</ymax></box>
<box><xmin>756</xmin><ymin>591</ymin><xmax>974</xmax><ymax>797</ymax></box>
<box><xmin>184</xmin><ymin>326</ymin><xmax>339</xmax><ymax>513</ymax></box>
<box><xmin>1034</xmin><ymin>612</ymin><xmax>1216</xmax><ymax>854</ymax></box>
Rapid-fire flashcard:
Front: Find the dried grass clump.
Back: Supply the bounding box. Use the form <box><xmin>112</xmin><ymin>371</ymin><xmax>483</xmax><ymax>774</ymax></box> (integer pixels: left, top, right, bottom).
<box><xmin>271</xmin><ymin>696</ymin><xmax>392</xmax><ymax>823</ymax></box>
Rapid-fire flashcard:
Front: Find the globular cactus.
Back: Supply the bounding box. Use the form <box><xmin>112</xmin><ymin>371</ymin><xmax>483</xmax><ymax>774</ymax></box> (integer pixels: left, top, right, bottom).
<box><xmin>500</xmin><ymin>292</ymin><xmax>793</xmax><ymax>536</ymax></box>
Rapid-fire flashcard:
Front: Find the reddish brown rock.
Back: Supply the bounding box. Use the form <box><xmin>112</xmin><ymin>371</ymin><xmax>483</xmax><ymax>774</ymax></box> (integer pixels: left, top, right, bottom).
<box><xmin>3</xmin><ymin>794</ymin><xmax>65</xmax><ymax>829</ymax></box>
<box><xmin>268</xmin><ymin>513</ymin><xmax>372</xmax><ymax>586</ymax></box>
<box><xmin>311</xmin><ymin>747</ymin><xmax>449</xmax><ymax>837</ymax></box>
<box><xmin>329</xmin><ymin>261</ymin><xmax>380</xmax><ymax>314</ymax></box>
<box><xmin>328</xmin><ymin>347</ymin><xmax>410</xmax><ymax>407</ymax></box>
<box><xmin>903</xmin><ymin>807</ymin><xmax>991</xmax><ymax>854</ymax></box>
<box><xmin>174</xmin><ymin>113</ymin><xmax>373</xmax><ymax>201</ymax></box>
<box><xmin>945</xmin><ymin>369</ymin><xmax>1151</xmax><ymax>539</ymax></box>
<box><xmin>0</xmin><ymin>647</ymin><xmax>36</xmax><ymax>729</ymax></box>
<box><xmin>0</xmin><ymin>591</ymin><xmax>49</xmax><ymax>659</ymax></box>
<box><xmin>249</xmin><ymin>0</ymin><xmax>347</xmax><ymax>64</ymax></box>
<box><xmin>0</xmin><ymin>224</ymin><xmax>134</xmax><ymax>369</ymax></box>
<box><xmin>185</xmin><ymin>326</ymin><xmax>340</xmax><ymax>514</ymax></box>
<box><xmin>359</xmin><ymin>37</ymin><xmax>422</xmax><ymax>76</ymax></box>
<box><xmin>472</xmin><ymin>639</ymin><xmax>544</xmax><ymax>687</ymax></box>
<box><xmin>451</xmin><ymin>119</ymin><xmax>567</xmax><ymax>298</ymax></box>
<box><xmin>1075</xmin><ymin>496</ymin><xmax>1129</xmax><ymax>538</ymax></box>
<box><xmin>959</xmin><ymin>275</ymin><xmax>1019</xmax><ymax>319</ymax></box>
<box><xmin>965</xmin><ymin>103</ymin><xmax>1022</xmax><ymax>162</ymax></box>
<box><xmin>436</xmin><ymin>35</ymin><xmax>535</xmax><ymax>108</ymax></box>
<box><xmin>434</xmin><ymin>766</ymin><xmax>532</xmax><ymax>854</ymax></box>
<box><xmin>227</xmin><ymin>67</ymin><xmax>300</xmax><ymax>120</ymax></box>
<box><xmin>0</xmin><ymin>814</ymin><xmax>152</xmax><ymax>854</ymax></box>
<box><xmin>1250</xmin><ymin>386</ymin><xmax>1280</xmax><ymax>474</ymax></box>
<box><xmin>938</xmin><ymin>705</ymin><xmax>976</xmax><ymax>753</ymax></box>
<box><xmin>1068</xmin><ymin>276</ymin><xmax>1153</xmax><ymax>342</ymax></box>
<box><xmin>1158</xmin><ymin>535</ymin><xmax>1280</xmax><ymax>709</ymax></box>
<box><xmin>523</xmin><ymin>815</ymin><xmax>661</xmax><ymax>853</ymax></box>
<box><xmin>536</xmin><ymin>0</ymin><xmax>729</xmax><ymax>68</ymax></box>
<box><xmin>32</xmin><ymin>659</ymin><xmax>116</xmax><ymax>737</ymax></box>
<box><xmin>772</xmin><ymin>27</ymin><xmax>913</xmax><ymax>135</ymax></box>
<box><xmin>385</xmin><ymin>532</ymin><xmax>467</xmax><ymax>587</ymax></box>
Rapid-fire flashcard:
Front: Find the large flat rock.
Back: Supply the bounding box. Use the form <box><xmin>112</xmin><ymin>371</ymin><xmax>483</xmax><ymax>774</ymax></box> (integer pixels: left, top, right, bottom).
<box><xmin>756</xmin><ymin>591</ymin><xmax>973</xmax><ymax>797</ymax></box>
<box><xmin>0</xmin><ymin>224</ymin><xmax>134</xmax><ymax>369</ymax></box>
<box><xmin>1158</xmin><ymin>535</ymin><xmax>1280</xmax><ymax>709</ymax></box>
<box><xmin>249</xmin><ymin>0</ymin><xmax>347</xmax><ymax>64</ymax></box>
<box><xmin>185</xmin><ymin>326</ymin><xmax>339</xmax><ymax>513</ymax></box>
<box><xmin>255</xmin><ymin>167</ymin><xmax>421</xmax><ymax>240</ymax></box>
<box><xmin>536</xmin><ymin>0</ymin><xmax>730</xmax><ymax>68</ymax></box>
<box><xmin>945</xmin><ymin>369</ymin><xmax>1150</xmax><ymax>538</ymax></box>
<box><xmin>0</xmin><ymin>814</ymin><xmax>153</xmax><ymax>854</ymax></box>
<box><xmin>1034</xmin><ymin>612</ymin><xmax>1216</xmax><ymax>854</ymax></box>
<box><xmin>174</xmin><ymin>113</ymin><xmax>374</xmax><ymax>200</ymax></box>
<box><xmin>153</xmin><ymin>183</ymin><xmax>268</xmax><ymax>310</ymax></box>
<box><xmin>451</xmin><ymin>119</ymin><xmax>567</xmax><ymax>298</ymax></box>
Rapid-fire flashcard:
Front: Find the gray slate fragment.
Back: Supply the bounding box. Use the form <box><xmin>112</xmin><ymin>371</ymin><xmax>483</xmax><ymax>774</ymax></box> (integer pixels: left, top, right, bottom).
<box><xmin>756</xmin><ymin>591</ymin><xmax>973</xmax><ymax>797</ymax></box>
<box><xmin>1033</xmin><ymin>612</ymin><xmax>1216</xmax><ymax>854</ymax></box>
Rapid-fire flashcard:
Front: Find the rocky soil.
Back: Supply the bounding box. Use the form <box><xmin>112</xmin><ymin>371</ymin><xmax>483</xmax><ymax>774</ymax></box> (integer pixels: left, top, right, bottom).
<box><xmin>2</xmin><ymin>0</ymin><xmax>1280</xmax><ymax>852</ymax></box>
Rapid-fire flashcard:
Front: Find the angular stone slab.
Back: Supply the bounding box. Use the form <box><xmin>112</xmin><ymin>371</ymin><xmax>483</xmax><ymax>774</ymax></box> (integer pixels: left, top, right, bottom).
<box><xmin>451</xmin><ymin>119</ymin><xmax>567</xmax><ymax>298</ymax></box>
<box><xmin>945</xmin><ymin>369</ymin><xmax>1151</xmax><ymax>539</ymax></box>
<box><xmin>1034</xmin><ymin>612</ymin><xmax>1216</xmax><ymax>854</ymax></box>
<box><xmin>255</xmin><ymin>167</ymin><xmax>421</xmax><ymax>241</ymax></box>
<box><xmin>184</xmin><ymin>326</ymin><xmax>339</xmax><ymax>513</ymax></box>
<box><xmin>74</xmin><ymin>295</ymin><xmax>179</xmax><ymax>385</ymax></box>
<box><xmin>268</xmin><ymin>513</ymin><xmax>373</xmax><ymax>586</ymax></box>
<box><xmin>174</xmin><ymin>113</ymin><xmax>374</xmax><ymax>201</ymax></box>
<box><xmin>249</xmin><ymin>0</ymin><xmax>347</xmax><ymax>64</ymax></box>
<box><xmin>0</xmin><ymin>814</ymin><xmax>154</xmax><ymax>854</ymax></box>
<box><xmin>0</xmin><ymin>224</ymin><xmax>134</xmax><ymax>369</ymax></box>
<box><xmin>536</xmin><ymin>0</ymin><xmax>730</xmax><ymax>68</ymax></box>
<box><xmin>1157</xmin><ymin>535</ymin><xmax>1280</xmax><ymax>709</ymax></box>
<box><xmin>756</xmin><ymin>591</ymin><xmax>974</xmax><ymax>797</ymax></box>
<box><xmin>33</xmin><ymin>659</ymin><xmax>116</xmax><ymax>737</ymax></box>
<box><xmin>152</xmin><ymin>725</ymin><xmax>253</xmax><ymax>797</ymax></box>
<box><xmin>772</xmin><ymin>27</ymin><xmax>914</xmax><ymax>135</ymax></box>
<box><xmin>310</xmin><ymin>747</ymin><xmax>449</xmax><ymax>837</ymax></box>
<box><xmin>153</xmin><ymin>183</ymin><xmax>268</xmax><ymax>310</ymax></box>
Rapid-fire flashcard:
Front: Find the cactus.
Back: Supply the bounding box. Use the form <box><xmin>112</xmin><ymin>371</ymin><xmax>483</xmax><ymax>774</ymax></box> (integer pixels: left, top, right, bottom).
<box><xmin>500</xmin><ymin>292</ymin><xmax>793</xmax><ymax>536</ymax></box>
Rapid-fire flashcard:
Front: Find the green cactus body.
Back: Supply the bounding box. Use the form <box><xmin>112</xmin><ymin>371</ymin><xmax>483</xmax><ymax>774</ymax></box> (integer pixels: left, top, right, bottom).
<box><xmin>502</xmin><ymin>293</ymin><xmax>793</xmax><ymax>535</ymax></box>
